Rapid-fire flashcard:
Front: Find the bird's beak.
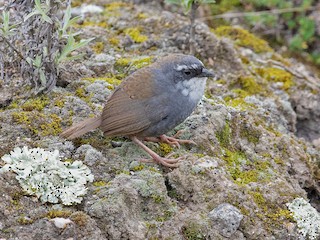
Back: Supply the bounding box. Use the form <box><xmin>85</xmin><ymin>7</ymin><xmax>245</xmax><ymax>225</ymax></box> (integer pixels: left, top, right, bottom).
<box><xmin>200</xmin><ymin>68</ymin><xmax>215</xmax><ymax>78</ymax></box>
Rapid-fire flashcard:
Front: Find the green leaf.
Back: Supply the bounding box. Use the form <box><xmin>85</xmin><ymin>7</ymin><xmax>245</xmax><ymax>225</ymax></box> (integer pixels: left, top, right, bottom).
<box><xmin>290</xmin><ymin>35</ymin><xmax>306</xmax><ymax>50</ymax></box>
<box><xmin>165</xmin><ymin>0</ymin><xmax>181</xmax><ymax>4</ymax></box>
<box><xmin>57</xmin><ymin>35</ymin><xmax>94</xmax><ymax>63</ymax></box>
<box><xmin>24</xmin><ymin>0</ymin><xmax>53</xmax><ymax>24</ymax></box>
<box><xmin>200</xmin><ymin>0</ymin><xmax>215</xmax><ymax>3</ymax></box>
<box><xmin>33</xmin><ymin>55</ymin><xmax>42</xmax><ymax>68</ymax></box>
<box><xmin>39</xmin><ymin>69</ymin><xmax>47</xmax><ymax>87</ymax></box>
<box><xmin>298</xmin><ymin>17</ymin><xmax>315</xmax><ymax>41</ymax></box>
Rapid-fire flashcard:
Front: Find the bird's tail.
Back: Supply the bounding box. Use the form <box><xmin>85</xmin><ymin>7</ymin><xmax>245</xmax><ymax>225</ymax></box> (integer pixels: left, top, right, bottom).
<box><xmin>60</xmin><ymin>116</ymin><xmax>102</xmax><ymax>140</ymax></box>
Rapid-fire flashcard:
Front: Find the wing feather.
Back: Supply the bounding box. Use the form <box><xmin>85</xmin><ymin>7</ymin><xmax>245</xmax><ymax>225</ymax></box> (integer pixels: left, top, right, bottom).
<box><xmin>100</xmin><ymin>68</ymin><xmax>157</xmax><ymax>136</ymax></box>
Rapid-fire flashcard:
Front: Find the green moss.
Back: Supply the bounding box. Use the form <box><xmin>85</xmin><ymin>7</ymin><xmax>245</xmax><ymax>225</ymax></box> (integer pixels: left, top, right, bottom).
<box><xmin>151</xmin><ymin>194</ymin><xmax>164</xmax><ymax>203</ymax></box>
<box><xmin>7</xmin><ymin>100</ymin><xmax>19</xmax><ymax>109</ymax></box>
<box><xmin>93</xmin><ymin>181</ymin><xmax>107</xmax><ymax>187</ymax></box>
<box><xmin>215</xmin><ymin>121</ymin><xmax>231</xmax><ymax>148</ymax></box>
<box><xmin>109</xmin><ymin>37</ymin><xmax>120</xmax><ymax>46</ymax></box>
<box><xmin>124</xmin><ymin>27</ymin><xmax>148</xmax><ymax>43</ymax></box>
<box><xmin>17</xmin><ymin>215</ymin><xmax>33</xmax><ymax>225</ymax></box>
<box><xmin>21</xmin><ymin>96</ymin><xmax>49</xmax><ymax>111</ymax></box>
<box><xmin>214</xmin><ymin>26</ymin><xmax>273</xmax><ymax>53</ymax></box>
<box><xmin>274</xmin><ymin>157</ymin><xmax>285</xmax><ymax>165</ymax></box>
<box><xmin>82</xmin><ymin>76</ymin><xmax>122</xmax><ymax>87</ymax></box>
<box><xmin>158</xmin><ymin>143</ymin><xmax>173</xmax><ymax>156</ymax></box>
<box><xmin>54</xmin><ymin>98</ymin><xmax>65</xmax><ymax>108</ymax></box>
<box><xmin>92</xmin><ymin>41</ymin><xmax>105</xmax><ymax>54</ymax></box>
<box><xmin>216</xmin><ymin>79</ymin><xmax>227</xmax><ymax>85</ymax></box>
<box><xmin>12</xmin><ymin>111</ymin><xmax>62</xmax><ymax>136</ymax></box>
<box><xmin>105</xmin><ymin>2</ymin><xmax>129</xmax><ymax>11</ymax></box>
<box><xmin>46</xmin><ymin>210</ymin><xmax>72</xmax><ymax>219</ymax></box>
<box><xmin>249</xmin><ymin>190</ymin><xmax>266</xmax><ymax>208</ymax></box>
<box><xmin>182</xmin><ymin>222</ymin><xmax>206</xmax><ymax>240</ymax></box>
<box><xmin>236</xmin><ymin>76</ymin><xmax>263</xmax><ymax>95</ymax></box>
<box><xmin>75</xmin><ymin>87</ymin><xmax>86</xmax><ymax>98</ymax></box>
<box><xmin>116</xmin><ymin>170</ymin><xmax>130</xmax><ymax>175</ymax></box>
<box><xmin>223</xmin><ymin>149</ymin><xmax>271</xmax><ymax>186</ymax></box>
<box><xmin>248</xmin><ymin>189</ymin><xmax>294</xmax><ymax>228</ymax></box>
<box><xmin>266</xmin><ymin>208</ymin><xmax>294</xmax><ymax>222</ymax></box>
<box><xmin>115</xmin><ymin>56</ymin><xmax>153</xmax><ymax>69</ymax></box>
<box><xmin>137</xmin><ymin>13</ymin><xmax>148</xmax><ymax>19</ymax></box>
<box><xmin>81</xmin><ymin>20</ymin><xmax>108</xmax><ymax>28</ymax></box>
<box><xmin>256</xmin><ymin>67</ymin><xmax>293</xmax><ymax>90</ymax></box>
<box><xmin>224</xmin><ymin>91</ymin><xmax>256</xmax><ymax>110</ymax></box>
<box><xmin>240</xmin><ymin>125</ymin><xmax>260</xmax><ymax>144</ymax></box>
<box><xmin>132</xmin><ymin>164</ymin><xmax>145</xmax><ymax>171</ymax></box>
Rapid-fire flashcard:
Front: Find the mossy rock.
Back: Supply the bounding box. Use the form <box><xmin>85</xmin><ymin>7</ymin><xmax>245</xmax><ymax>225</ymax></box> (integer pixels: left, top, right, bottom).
<box><xmin>214</xmin><ymin>26</ymin><xmax>273</xmax><ymax>53</ymax></box>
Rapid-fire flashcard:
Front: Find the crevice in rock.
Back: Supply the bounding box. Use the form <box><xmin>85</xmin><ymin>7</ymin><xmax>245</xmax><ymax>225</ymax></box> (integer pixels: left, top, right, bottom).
<box><xmin>304</xmin><ymin>187</ymin><xmax>320</xmax><ymax>212</ymax></box>
<box><xmin>291</xmin><ymin>91</ymin><xmax>320</xmax><ymax>144</ymax></box>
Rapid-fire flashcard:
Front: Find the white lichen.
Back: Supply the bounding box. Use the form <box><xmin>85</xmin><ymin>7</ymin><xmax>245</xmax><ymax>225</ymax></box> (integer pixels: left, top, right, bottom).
<box><xmin>0</xmin><ymin>147</ymin><xmax>94</xmax><ymax>205</ymax></box>
<box><xmin>287</xmin><ymin>198</ymin><xmax>320</xmax><ymax>240</ymax></box>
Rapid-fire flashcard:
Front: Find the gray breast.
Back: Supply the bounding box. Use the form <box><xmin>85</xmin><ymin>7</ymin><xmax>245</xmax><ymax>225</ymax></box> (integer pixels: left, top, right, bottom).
<box><xmin>139</xmin><ymin>77</ymin><xmax>206</xmax><ymax>137</ymax></box>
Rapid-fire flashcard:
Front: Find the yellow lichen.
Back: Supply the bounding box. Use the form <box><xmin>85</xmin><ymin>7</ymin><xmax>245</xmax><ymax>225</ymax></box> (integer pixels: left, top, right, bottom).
<box><xmin>115</xmin><ymin>56</ymin><xmax>153</xmax><ymax>69</ymax></box>
<box><xmin>12</xmin><ymin>111</ymin><xmax>62</xmax><ymax>136</ymax></box>
<box><xmin>214</xmin><ymin>26</ymin><xmax>273</xmax><ymax>53</ymax></box>
<box><xmin>54</xmin><ymin>99</ymin><xmax>65</xmax><ymax>108</ymax></box>
<box><xmin>123</xmin><ymin>27</ymin><xmax>148</xmax><ymax>43</ymax></box>
<box><xmin>92</xmin><ymin>41</ymin><xmax>105</xmax><ymax>54</ymax></box>
<box><xmin>132</xmin><ymin>164</ymin><xmax>145</xmax><ymax>171</ymax></box>
<box><xmin>75</xmin><ymin>87</ymin><xmax>87</xmax><ymax>98</ymax></box>
<box><xmin>81</xmin><ymin>21</ymin><xmax>108</xmax><ymax>28</ymax></box>
<box><xmin>21</xmin><ymin>96</ymin><xmax>49</xmax><ymax>111</ymax></box>
<box><xmin>216</xmin><ymin>121</ymin><xmax>231</xmax><ymax>148</ymax></box>
<box><xmin>159</xmin><ymin>143</ymin><xmax>173</xmax><ymax>156</ymax></box>
<box><xmin>93</xmin><ymin>181</ymin><xmax>107</xmax><ymax>187</ymax></box>
<box><xmin>82</xmin><ymin>77</ymin><xmax>122</xmax><ymax>86</ymax></box>
<box><xmin>256</xmin><ymin>67</ymin><xmax>293</xmax><ymax>90</ymax></box>
<box><xmin>236</xmin><ymin>76</ymin><xmax>263</xmax><ymax>95</ymax></box>
<box><xmin>223</xmin><ymin>149</ymin><xmax>271</xmax><ymax>186</ymax></box>
<box><xmin>105</xmin><ymin>2</ymin><xmax>129</xmax><ymax>11</ymax></box>
<box><xmin>137</xmin><ymin>13</ymin><xmax>147</xmax><ymax>19</ymax></box>
<box><xmin>109</xmin><ymin>37</ymin><xmax>120</xmax><ymax>46</ymax></box>
<box><xmin>17</xmin><ymin>215</ymin><xmax>34</xmax><ymax>225</ymax></box>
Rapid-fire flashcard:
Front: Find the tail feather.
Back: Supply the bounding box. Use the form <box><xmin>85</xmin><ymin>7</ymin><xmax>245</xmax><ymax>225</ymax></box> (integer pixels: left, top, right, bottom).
<box><xmin>60</xmin><ymin>116</ymin><xmax>102</xmax><ymax>139</ymax></box>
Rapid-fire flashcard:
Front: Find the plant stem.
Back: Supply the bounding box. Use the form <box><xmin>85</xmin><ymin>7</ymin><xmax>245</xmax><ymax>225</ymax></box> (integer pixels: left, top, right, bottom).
<box><xmin>0</xmin><ymin>36</ymin><xmax>25</xmax><ymax>61</ymax></box>
<box><xmin>189</xmin><ymin>1</ymin><xmax>199</xmax><ymax>55</ymax></box>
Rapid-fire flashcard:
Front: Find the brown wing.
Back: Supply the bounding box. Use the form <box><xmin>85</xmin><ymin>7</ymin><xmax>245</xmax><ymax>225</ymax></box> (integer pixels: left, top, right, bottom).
<box><xmin>100</xmin><ymin>67</ymin><xmax>156</xmax><ymax>137</ymax></box>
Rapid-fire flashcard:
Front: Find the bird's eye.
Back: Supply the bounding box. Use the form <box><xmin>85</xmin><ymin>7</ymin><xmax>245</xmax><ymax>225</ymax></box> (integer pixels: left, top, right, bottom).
<box><xmin>184</xmin><ymin>70</ymin><xmax>191</xmax><ymax>75</ymax></box>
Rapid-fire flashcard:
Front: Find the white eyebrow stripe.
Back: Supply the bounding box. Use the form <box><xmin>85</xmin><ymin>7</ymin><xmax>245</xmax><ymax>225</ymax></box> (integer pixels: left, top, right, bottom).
<box><xmin>191</xmin><ymin>64</ymin><xmax>199</xmax><ymax>69</ymax></box>
<box><xmin>175</xmin><ymin>64</ymin><xmax>188</xmax><ymax>71</ymax></box>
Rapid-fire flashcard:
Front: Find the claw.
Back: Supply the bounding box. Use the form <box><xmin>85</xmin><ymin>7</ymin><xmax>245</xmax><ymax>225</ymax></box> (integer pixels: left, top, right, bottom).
<box><xmin>131</xmin><ymin>136</ymin><xmax>183</xmax><ymax>168</ymax></box>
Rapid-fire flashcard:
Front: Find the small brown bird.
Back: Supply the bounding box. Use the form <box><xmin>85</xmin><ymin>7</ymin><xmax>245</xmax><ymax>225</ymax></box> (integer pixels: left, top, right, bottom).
<box><xmin>60</xmin><ymin>54</ymin><xmax>214</xmax><ymax>167</ymax></box>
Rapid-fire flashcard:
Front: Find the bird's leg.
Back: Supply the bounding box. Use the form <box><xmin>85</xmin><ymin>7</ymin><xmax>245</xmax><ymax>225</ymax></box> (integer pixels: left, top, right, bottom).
<box><xmin>131</xmin><ymin>136</ymin><xmax>183</xmax><ymax>168</ymax></box>
<box><xmin>144</xmin><ymin>131</ymin><xmax>196</xmax><ymax>148</ymax></box>
<box><xmin>159</xmin><ymin>134</ymin><xmax>196</xmax><ymax>148</ymax></box>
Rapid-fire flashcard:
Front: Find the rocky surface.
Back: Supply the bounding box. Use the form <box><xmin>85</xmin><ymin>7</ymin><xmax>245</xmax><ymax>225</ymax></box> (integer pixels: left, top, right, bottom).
<box><xmin>0</xmin><ymin>0</ymin><xmax>320</xmax><ymax>239</ymax></box>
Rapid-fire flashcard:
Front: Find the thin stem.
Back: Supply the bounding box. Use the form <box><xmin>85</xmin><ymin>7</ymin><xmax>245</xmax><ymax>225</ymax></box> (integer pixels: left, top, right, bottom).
<box><xmin>189</xmin><ymin>1</ymin><xmax>199</xmax><ymax>55</ymax></box>
<box><xmin>198</xmin><ymin>6</ymin><xmax>317</xmax><ymax>21</ymax></box>
<box><xmin>0</xmin><ymin>36</ymin><xmax>25</xmax><ymax>60</ymax></box>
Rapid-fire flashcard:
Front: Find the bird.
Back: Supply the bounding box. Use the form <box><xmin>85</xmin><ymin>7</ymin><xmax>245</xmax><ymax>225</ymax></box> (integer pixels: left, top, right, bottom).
<box><xmin>60</xmin><ymin>54</ymin><xmax>214</xmax><ymax>167</ymax></box>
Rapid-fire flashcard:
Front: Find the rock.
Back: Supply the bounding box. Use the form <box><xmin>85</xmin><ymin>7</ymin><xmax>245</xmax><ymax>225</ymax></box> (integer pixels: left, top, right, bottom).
<box><xmin>208</xmin><ymin>203</ymin><xmax>243</xmax><ymax>237</ymax></box>
<box><xmin>50</xmin><ymin>217</ymin><xmax>73</xmax><ymax>229</ymax></box>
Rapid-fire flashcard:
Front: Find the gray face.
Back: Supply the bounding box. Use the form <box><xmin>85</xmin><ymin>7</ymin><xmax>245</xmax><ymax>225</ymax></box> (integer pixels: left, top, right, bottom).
<box><xmin>160</xmin><ymin>55</ymin><xmax>214</xmax><ymax>83</ymax></box>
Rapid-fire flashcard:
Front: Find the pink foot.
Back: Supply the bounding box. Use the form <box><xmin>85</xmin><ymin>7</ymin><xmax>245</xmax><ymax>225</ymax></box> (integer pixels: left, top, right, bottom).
<box><xmin>131</xmin><ymin>136</ymin><xmax>184</xmax><ymax>168</ymax></box>
<box><xmin>144</xmin><ymin>133</ymin><xmax>196</xmax><ymax>148</ymax></box>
